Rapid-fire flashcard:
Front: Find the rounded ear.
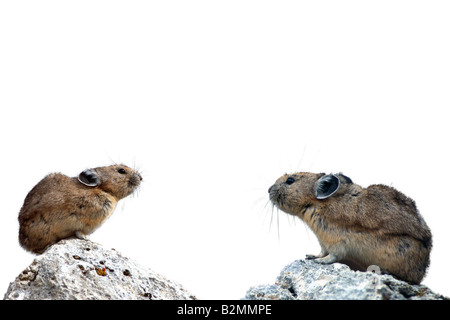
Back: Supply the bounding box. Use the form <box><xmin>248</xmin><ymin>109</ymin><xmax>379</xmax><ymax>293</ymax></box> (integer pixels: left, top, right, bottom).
<box><xmin>315</xmin><ymin>174</ymin><xmax>341</xmax><ymax>199</ymax></box>
<box><xmin>78</xmin><ymin>169</ymin><xmax>99</xmax><ymax>187</ymax></box>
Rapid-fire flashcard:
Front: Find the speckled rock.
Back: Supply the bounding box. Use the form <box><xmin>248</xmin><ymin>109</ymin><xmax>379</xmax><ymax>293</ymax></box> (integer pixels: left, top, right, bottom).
<box><xmin>244</xmin><ymin>259</ymin><xmax>447</xmax><ymax>300</ymax></box>
<box><xmin>4</xmin><ymin>238</ymin><xmax>196</xmax><ymax>300</ymax></box>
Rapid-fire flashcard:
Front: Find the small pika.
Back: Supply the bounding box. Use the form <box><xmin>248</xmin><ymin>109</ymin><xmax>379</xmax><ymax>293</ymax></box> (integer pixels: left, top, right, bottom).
<box><xmin>18</xmin><ymin>164</ymin><xmax>142</xmax><ymax>254</ymax></box>
<box><xmin>268</xmin><ymin>172</ymin><xmax>432</xmax><ymax>284</ymax></box>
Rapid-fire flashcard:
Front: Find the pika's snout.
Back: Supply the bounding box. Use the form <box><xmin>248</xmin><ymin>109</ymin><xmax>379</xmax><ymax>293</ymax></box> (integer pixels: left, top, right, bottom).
<box><xmin>268</xmin><ymin>183</ymin><xmax>288</xmax><ymax>211</ymax></box>
<box><xmin>268</xmin><ymin>184</ymin><xmax>278</xmax><ymax>201</ymax></box>
<box><xmin>129</xmin><ymin>172</ymin><xmax>143</xmax><ymax>187</ymax></box>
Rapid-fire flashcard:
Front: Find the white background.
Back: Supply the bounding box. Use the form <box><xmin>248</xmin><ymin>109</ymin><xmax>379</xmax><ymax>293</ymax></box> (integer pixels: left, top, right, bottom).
<box><xmin>1</xmin><ymin>1</ymin><xmax>449</xmax><ymax>299</ymax></box>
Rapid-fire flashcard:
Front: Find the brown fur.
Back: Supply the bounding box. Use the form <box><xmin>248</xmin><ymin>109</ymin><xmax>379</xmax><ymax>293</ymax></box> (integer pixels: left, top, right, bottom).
<box><xmin>18</xmin><ymin>164</ymin><xmax>142</xmax><ymax>254</ymax></box>
<box><xmin>268</xmin><ymin>172</ymin><xmax>432</xmax><ymax>284</ymax></box>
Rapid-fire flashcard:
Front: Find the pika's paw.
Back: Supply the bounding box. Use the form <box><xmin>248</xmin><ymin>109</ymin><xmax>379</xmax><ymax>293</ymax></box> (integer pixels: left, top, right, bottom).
<box><xmin>75</xmin><ymin>231</ymin><xmax>90</xmax><ymax>240</ymax></box>
<box><xmin>312</xmin><ymin>253</ymin><xmax>338</xmax><ymax>265</ymax></box>
<box><xmin>306</xmin><ymin>251</ymin><xmax>328</xmax><ymax>260</ymax></box>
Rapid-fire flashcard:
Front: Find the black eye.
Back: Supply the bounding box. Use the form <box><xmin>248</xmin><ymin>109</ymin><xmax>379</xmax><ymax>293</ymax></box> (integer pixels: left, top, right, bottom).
<box><xmin>118</xmin><ymin>168</ymin><xmax>126</xmax><ymax>174</ymax></box>
<box><xmin>286</xmin><ymin>177</ymin><xmax>295</xmax><ymax>185</ymax></box>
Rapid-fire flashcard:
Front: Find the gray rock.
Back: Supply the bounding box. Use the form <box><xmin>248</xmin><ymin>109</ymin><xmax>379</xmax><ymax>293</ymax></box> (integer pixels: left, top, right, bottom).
<box><xmin>4</xmin><ymin>238</ymin><xmax>196</xmax><ymax>300</ymax></box>
<box><xmin>245</xmin><ymin>259</ymin><xmax>448</xmax><ymax>300</ymax></box>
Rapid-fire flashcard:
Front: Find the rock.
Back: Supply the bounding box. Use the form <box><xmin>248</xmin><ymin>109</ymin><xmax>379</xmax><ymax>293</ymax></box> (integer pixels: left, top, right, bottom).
<box><xmin>244</xmin><ymin>259</ymin><xmax>448</xmax><ymax>300</ymax></box>
<box><xmin>4</xmin><ymin>238</ymin><xmax>196</xmax><ymax>300</ymax></box>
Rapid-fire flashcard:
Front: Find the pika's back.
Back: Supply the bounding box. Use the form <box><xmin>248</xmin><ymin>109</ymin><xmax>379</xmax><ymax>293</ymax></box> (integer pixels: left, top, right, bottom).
<box><xmin>360</xmin><ymin>184</ymin><xmax>431</xmax><ymax>244</ymax></box>
<box><xmin>20</xmin><ymin>173</ymin><xmax>81</xmax><ymax>221</ymax></box>
<box><xmin>18</xmin><ymin>164</ymin><xmax>142</xmax><ymax>254</ymax></box>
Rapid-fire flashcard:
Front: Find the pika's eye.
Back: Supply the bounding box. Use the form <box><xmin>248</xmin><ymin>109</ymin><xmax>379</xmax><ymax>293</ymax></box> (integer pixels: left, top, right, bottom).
<box><xmin>118</xmin><ymin>168</ymin><xmax>126</xmax><ymax>174</ymax></box>
<box><xmin>286</xmin><ymin>177</ymin><xmax>295</xmax><ymax>185</ymax></box>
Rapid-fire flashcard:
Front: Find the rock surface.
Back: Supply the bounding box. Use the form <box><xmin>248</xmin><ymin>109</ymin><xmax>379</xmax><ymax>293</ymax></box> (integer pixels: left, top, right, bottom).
<box><xmin>4</xmin><ymin>238</ymin><xmax>196</xmax><ymax>300</ymax></box>
<box><xmin>245</xmin><ymin>259</ymin><xmax>447</xmax><ymax>300</ymax></box>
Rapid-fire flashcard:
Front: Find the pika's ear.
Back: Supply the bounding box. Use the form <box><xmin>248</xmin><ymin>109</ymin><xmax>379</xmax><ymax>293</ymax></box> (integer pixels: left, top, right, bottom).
<box><xmin>78</xmin><ymin>169</ymin><xmax>99</xmax><ymax>187</ymax></box>
<box><xmin>315</xmin><ymin>174</ymin><xmax>340</xmax><ymax>199</ymax></box>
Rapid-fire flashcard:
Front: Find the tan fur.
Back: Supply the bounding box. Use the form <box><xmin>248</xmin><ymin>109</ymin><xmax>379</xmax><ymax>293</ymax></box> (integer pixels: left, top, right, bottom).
<box><xmin>18</xmin><ymin>164</ymin><xmax>142</xmax><ymax>254</ymax></box>
<box><xmin>269</xmin><ymin>172</ymin><xmax>432</xmax><ymax>284</ymax></box>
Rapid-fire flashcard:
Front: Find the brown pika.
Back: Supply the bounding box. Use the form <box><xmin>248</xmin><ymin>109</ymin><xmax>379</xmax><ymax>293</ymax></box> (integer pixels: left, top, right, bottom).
<box><xmin>268</xmin><ymin>172</ymin><xmax>432</xmax><ymax>284</ymax></box>
<box><xmin>18</xmin><ymin>164</ymin><xmax>142</xmax><ymax>254</ymax></box>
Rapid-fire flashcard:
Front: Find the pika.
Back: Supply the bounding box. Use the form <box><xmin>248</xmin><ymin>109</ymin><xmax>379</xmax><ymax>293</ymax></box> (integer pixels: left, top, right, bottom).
<box><xmin>18</xmin><ymin>164</ymin><xmax>142</xmax><ymax>254</ymax></box>
<box><xmin>268</xmin><ymin>172</ymin><xmax>432</xmax><ymax>284</ymax></box>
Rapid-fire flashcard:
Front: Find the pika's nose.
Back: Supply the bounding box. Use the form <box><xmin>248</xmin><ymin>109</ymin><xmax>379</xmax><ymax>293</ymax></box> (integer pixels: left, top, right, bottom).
<box><xmin>268</xmin><ymin>185</ymin><xmax>274</xmax><ymax>194</ymax></box>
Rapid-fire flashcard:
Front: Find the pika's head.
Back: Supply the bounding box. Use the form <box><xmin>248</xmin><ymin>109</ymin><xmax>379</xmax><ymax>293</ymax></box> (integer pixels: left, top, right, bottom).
<box><xmin>268</xmin><ymin>172</ymin><xmax>354</xmax><ymax>217</ymax></box>
<box><xmin>78</xmin><ymin>164</ymin><xmax>142</xmax><ymax>200</ymax></box>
